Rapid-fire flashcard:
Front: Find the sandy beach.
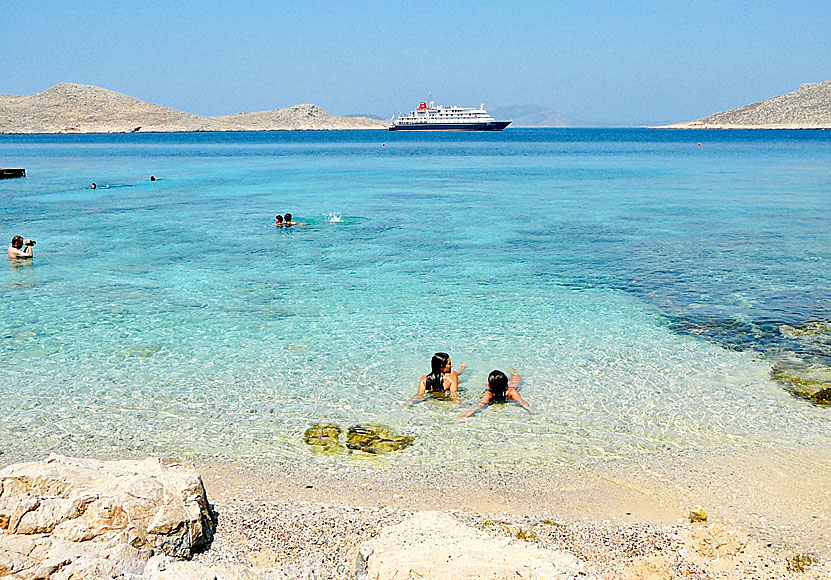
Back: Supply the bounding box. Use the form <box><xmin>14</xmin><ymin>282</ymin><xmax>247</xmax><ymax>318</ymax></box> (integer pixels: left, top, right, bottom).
<box><xmin>173</xmin><ymin>444</ymin><xmax>831</xmax><ymax>578</ymax></box>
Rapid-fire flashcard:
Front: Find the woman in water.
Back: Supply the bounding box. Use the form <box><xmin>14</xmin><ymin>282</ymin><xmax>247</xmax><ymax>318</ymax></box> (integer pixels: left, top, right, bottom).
<box><xmin>458</xmin><ymin>367</ymin><xmax>533</xmax><ymax>418</ymax></box>
<box><xmin>405</xmin><ymin>352</ymin><xmax>467</xmax><ymax>406</ymax></box>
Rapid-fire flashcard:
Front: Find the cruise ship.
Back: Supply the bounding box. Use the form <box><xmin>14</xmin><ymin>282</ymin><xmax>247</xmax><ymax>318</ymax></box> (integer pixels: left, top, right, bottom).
<box><xmin>389</xmin><ymin>101</ymin><xmax>511</xmax><ymax>131</ymax></box>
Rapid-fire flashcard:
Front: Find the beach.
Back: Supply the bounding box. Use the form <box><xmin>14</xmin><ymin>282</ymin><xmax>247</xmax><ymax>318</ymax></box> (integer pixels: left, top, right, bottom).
<box><xmin>192</xmin><ymin>445</ymin><xmax>831</xmax><ymax>578</ymax></box>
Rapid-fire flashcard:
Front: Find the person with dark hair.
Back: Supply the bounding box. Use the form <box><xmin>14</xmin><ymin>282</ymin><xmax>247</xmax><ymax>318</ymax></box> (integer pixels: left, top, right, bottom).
<box><xmin>405</xmin><ymin>352</ymin><xmax>467</xmax><ymax>406</ymax></box>
<box><xmin>7</xmin><ymin>235</ymin><xmax>34</xmax><ymax>259</ymax></box>
<box><xmin>284</xmin><ymin>213</ymin><xmax>295</xmax><ymax>226</ymax></box>
<box><xmin>458</xmin><ymin>367</ymin><xmax>533</xmax><ymax>418</ymax></box>
<box><xmin>275</xmin><ymin>215</ymin><xmax>284</xmax><ymax>226</ymax></box>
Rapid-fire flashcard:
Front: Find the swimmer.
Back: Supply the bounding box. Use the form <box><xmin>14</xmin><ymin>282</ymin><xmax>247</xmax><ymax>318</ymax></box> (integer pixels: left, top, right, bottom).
<box><xmin>405</xmin><ymin>352</ymin><xmax>467</xmax><ymax>407</ymax></box>
<box><xmin>91</xmin><ymin>183</ymin><xmax>97</xmax><ymax>189</ymax></box>
<box><xmin>150</xmin><ymin>175</ymin><xmax>157</xmax><ymax>181</ymax></box>
<box><xmin>458</xmin><ymin>367</ymin><xmax>533</xmax><ymax>418</ymax></box>
<box><xmin>7</xmin><ymin>236</ymin><xmax>34</xmax><ymax>259</ymax></box>
<box><xmin>275</xmin><ymin>214</ymin><xmax>285</xmax><ymax>227</ymax></box>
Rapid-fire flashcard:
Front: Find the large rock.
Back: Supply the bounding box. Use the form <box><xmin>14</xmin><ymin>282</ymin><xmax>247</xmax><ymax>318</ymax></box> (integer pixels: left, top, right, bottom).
<box><xmin>356</xmin><ymin>511</ymin><xmax>592</xmax><ymax>580</ymax></box>
<box><xmin>0</xmin><ymin>455</ymin><xmax>215</xmax><ymax>579</ymax></box>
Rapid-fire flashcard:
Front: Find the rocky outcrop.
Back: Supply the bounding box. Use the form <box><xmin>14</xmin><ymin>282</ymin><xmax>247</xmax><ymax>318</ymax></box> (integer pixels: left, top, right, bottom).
<box><xmin>214</xmin><ymin>104</ymin><xmax>389</xmax><ymax>131</ymax></box>
<box><xmin>0</xmin><ymin>455</ymin><xmax>215</xmax><ymax>579</ymax></box>
<box><xmin>356</xmin><ymin>511</ymin><xmax>592</xmax><ymax>580</ymax></box>
<box><xmin>663</xmin><ymin>82</ymin><xmax>831</xmax><ymax>129</ymax></box>
<box><xmin>0</xmin><ymin>83</ymin><xmax>388</xmax><ymax>133</ymax></box>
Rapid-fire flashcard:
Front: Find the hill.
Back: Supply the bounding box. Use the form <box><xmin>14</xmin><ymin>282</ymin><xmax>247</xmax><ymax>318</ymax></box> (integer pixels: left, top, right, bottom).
<box><xmin>662</xmin><ymin>82</ymin><xmax>831</xmax><ymax>129</ymax></box>
<box><xmin>0</xmin><ymin>84</ymin><xmax>388</xmax><ymax>133</ymax></box>
<box><xmin>213</xmin><ymin>104</ymin><xmax>388</xmax><ymax>130</ymax></box>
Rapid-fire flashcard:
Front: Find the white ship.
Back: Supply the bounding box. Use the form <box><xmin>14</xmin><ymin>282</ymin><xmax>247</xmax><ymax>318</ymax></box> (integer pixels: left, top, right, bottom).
<box><xmin>390</xmin><ymin>101</ymin><xmax>511</xmax><ymax>131</ymax></box>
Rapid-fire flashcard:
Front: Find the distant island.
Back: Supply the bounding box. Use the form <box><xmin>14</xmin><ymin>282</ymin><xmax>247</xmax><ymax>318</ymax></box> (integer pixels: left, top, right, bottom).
<box><xmin>661</xmin><ymin>81</ymin><xmax>831</xmax><ymax>129</ymax></box>
<box><xmin>0</xmin><ymin>83</ymin><xmax>390</xmax><ymax>133</ymax></box>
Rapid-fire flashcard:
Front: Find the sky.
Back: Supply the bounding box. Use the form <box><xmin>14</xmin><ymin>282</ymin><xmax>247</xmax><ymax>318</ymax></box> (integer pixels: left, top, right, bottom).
<box><xmin>2</xmin><ymin>0</ymin><xmax>830</xmax><ymax>125</ymax></box>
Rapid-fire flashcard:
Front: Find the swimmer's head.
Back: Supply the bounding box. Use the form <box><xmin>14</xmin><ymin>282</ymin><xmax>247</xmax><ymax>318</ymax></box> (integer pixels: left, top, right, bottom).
<box><xmin>487</xmin><ymin>370</ymin><xmax>509</xmax><ymax>398</ymax></box>
<box><xmin>91</xmin><ymin>183</ymin><xmax>97</xmax><ymax>189</ymax></box>
<box><xmin>431</xmin><ymin>352</ymin><xmax>451</xmax><ymax>374</ymax></box>
<box><xmin>284</xmin><ymin>213</ymin><xmax>292</xmax><ymax>223</ymax></box>
<box><xmin>11</xmin><ymin>235</ymin><xmax>23</xmax><ymax>249</ymax></box>
<box><xmin>275</xmin><ymin>215</ymin><xmax>284</xmax><ymax>224</ymax></box>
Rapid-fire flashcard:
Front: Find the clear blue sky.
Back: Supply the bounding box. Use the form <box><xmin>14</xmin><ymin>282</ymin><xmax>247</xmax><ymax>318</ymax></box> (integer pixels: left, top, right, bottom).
<box><xmin>3</xmin><ymin>0</ymin><xmax>829</xmax><ymax>125</ymax></box>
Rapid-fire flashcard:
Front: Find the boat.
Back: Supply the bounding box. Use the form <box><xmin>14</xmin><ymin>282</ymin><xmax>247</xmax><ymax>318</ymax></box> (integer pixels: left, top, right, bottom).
<box><xmin>389</xmin><ymin>101</ymin><xmax>510</xmax><ymax>131</ymax></box>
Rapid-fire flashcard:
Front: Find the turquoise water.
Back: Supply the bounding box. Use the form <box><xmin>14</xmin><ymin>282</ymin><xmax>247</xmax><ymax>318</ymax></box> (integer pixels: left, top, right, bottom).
<box><xmin>2</xmin><ymin>129</ymin><xmax>830</xmax><ymax>467</ymax></box>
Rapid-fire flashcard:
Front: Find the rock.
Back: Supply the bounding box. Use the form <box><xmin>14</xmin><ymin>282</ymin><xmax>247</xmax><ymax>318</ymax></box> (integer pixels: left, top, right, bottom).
<box><xmin>0</xmin><ymin>455</ymin><xmax>215</xmax><ymax>579</ymax></box>
<box><xmin>303</xmin><ymin>424</ymin><xmax>344</xmax><ymax>455</ymax></box>
<box><xmin>117</xmin><ymin>344</ymin><xmax>161</xmax><ymax>358</ymax></box>
<box><xmin>689</xmin><ymin>506</ymin><xmax>707</xmax><ymax>523</ymax></box>
<box><xmin>357</xmin><ymin>511</ymin><xmax>589</xmax><ymax>580</ymax></box>
<box><xmin>346</xmin><ymin>425</ymin><xmax>414</xmax><ymax>454</ymax></box>
<box><xmin>786</xmin><ymin>552</ymin><xmax>819</xmax><ymax>573</ymax></box>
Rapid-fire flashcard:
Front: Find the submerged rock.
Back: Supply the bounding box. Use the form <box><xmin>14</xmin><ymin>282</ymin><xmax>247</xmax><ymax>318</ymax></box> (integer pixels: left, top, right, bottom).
<box><xmin>117</xmin><ymin>344</ymin><xmax>161</xmax><ymax>358</ymax></box>
<box><xmin>780</xmin><ymin>321</ymin><xmax>831</xmax><ymax>340</ymax></box>
<box><xmin>346</xmin><ymin>425</ymin><xmax>414</xmax><ymax>454</ymax></box>
<box><xmin>771</xmin><ymin>363</ymin><xmax>831</xmax><ymax>405</ymax></box>
<box><xmin>303</xmin><ymin>423</ymin><xmax>344</xmax><ymax>455</ymax></box>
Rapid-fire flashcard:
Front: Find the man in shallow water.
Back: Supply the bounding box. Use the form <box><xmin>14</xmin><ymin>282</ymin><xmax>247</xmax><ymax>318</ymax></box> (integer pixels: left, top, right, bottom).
<box><xmin>7</xmin><ymin>235</ymin><xmax>34</xmax><ymax>259</ymax></box>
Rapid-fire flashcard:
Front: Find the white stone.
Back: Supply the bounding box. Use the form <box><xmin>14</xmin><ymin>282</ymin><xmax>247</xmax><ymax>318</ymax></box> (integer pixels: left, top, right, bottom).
<box><xmin>357</xmin><ymin>511</ymin><xmax>594</xmax><ymax>580</ymax></box>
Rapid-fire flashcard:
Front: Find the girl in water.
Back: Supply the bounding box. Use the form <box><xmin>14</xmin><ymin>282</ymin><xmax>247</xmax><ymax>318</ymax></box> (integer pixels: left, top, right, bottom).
<box><xmin>458</xmin><ymin>367</ymin><xmax>534</xmax><ymax>418</ymax></box>
<box><xmin>405</xmin><ymin>352</ymin><xmax>467</xmax><ymax>406</ymax></box>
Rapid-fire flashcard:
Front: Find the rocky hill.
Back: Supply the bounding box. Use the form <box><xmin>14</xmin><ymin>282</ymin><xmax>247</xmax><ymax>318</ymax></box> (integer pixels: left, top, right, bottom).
<box><xmin>0</xmin><ymin>83</ymin><xmax>388</xmax><ymax>133</ymax></box>
<box><xmin>663</xmin><ymin>82</ymin><xmax>831</xmax><ymax>129</ymax></box>
<box><xmin>214</xmin><ymin>104</ymin><xmax>388</xmax><ymax>130</ymax></box>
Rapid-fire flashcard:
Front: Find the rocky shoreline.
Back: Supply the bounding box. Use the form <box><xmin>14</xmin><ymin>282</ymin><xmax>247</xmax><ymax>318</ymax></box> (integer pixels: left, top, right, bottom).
<box><xmin>0</xmin><ymin>83</ymin><xmax>389</xmax><ymax>134</ymax></box>
<box><xmin>661</xmin><ymin>81</ymin><xmax>831</xmax><ymax>129</ymax></box>
<box><xmin>3</xmin><ymin>449</ymin><xmax>829</xmax><ymax>579</ymax></box>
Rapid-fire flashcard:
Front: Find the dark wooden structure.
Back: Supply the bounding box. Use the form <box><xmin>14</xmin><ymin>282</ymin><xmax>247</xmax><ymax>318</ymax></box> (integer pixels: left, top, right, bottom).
<box><xmin>0</xmin><ymin>169</ymin><xmax>26</xmax><ymax>179</ymax></box>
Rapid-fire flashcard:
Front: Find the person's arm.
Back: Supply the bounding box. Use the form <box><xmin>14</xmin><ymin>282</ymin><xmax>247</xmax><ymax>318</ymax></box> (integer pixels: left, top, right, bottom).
<box><xmin>455</xmin><ymin>362</ymin><xmax>468</xmax><ymax>377</ymax></box>
<box><xmin>507</xmin><ymin>388</ymin><xmax>534</xmax><ymax>413</ymax></box>
<box><xmin>8</xmin><ymin>246</ymin><xmax>31</xmax><ymax>258</ymax></box>
<box><xmin>404</xmin><ymin>376</ymin><xmax>427</xmax><ymax>408</ymax></box>
<box><xmin>458</xmin><ymin>392</ymin><xmax>492</xmax><ymax>419</ymax></box>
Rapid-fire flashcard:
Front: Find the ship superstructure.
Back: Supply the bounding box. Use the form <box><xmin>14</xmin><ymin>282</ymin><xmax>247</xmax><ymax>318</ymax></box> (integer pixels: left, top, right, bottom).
<box><xmin>390</xmin><ymin>101</ymin><xmax>510</xmax><ymax>131</ymax></box>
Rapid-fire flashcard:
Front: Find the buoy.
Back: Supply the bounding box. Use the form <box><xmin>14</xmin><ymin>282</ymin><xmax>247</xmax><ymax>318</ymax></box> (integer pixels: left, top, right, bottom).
<box><xmin>698</xmin><ymin>143</ymin><xmax>701</xmax><ymax>147</ymax></box>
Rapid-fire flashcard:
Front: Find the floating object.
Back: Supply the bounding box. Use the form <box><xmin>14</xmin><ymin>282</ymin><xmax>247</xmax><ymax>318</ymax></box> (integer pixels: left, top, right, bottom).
<box><xmin>390</xmin><ymin>101</ymin><xmax>510</xmax><ymax>131</ymax></box>
<box><xmin>0</xmin><ymin>168</ymin><xmax>25</xmax><ymax>179</ymax></box>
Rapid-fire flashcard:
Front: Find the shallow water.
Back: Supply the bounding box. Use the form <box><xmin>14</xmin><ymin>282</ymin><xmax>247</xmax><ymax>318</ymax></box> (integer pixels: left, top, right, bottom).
<box><xmin>1</xmin><ymin>129</ymin><xmax>830</xmax><ymax>467</ymax></box>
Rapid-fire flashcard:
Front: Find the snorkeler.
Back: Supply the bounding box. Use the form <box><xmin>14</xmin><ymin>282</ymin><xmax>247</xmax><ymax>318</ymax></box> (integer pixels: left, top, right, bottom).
<box><xmin>275</xmin><ymin>214</ymin><xmax>285</xmax><ymax>226</ymax></box>
<box><xmin>458</xmin><ymin>367</ymin><xmax>534</xmax><ymax>418</ymax></box>
<box><xmin>405</xmin><ymin>352</ymin><xmax>467</xmax><ymax>407</ymax></box>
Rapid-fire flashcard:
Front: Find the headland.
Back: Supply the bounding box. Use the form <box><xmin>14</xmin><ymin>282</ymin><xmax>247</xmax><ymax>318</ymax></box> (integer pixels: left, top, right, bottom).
<box><xmin>660</xmin><ymin>81</ymin><xmax>831</xmax><ymax>129</ymax></box>
<box><xmin>0</xmin><ymin>83</ymin><xmax>389</xmax><ymax>134</ymax></box>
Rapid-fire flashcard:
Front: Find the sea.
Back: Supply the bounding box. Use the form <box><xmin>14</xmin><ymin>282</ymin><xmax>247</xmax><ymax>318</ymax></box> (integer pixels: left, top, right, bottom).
<box><xmin>1</xmin><ymin>129</ymin><xmax>830</xmax><ymax>468</ymax></box>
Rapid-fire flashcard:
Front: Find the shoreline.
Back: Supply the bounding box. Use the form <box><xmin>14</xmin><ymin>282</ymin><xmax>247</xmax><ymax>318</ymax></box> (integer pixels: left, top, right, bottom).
<box><xmin>2</xmin><ymin>444</ymin><xmax>829</xmax><ymax>577</ymax></box>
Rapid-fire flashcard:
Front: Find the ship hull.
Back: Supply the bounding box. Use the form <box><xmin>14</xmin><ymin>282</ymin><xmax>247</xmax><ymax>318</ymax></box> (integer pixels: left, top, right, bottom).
<box><xmin>389</xmin><ymin>121</ymin><xmax>510</xmax><ymax>132</ymax></box>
